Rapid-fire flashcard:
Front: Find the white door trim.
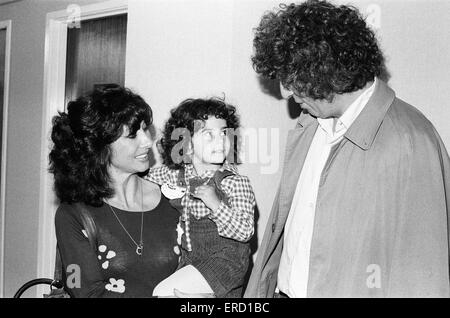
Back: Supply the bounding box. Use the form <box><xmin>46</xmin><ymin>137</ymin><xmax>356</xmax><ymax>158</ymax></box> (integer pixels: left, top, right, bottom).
<box><xmin>0</xmin><ymin>19</ymin><xmax>11</xmax><ymax>299</ymax></box>
<box><xmin>37</xmin><ymin>0</ymin><xmax>127</xmax><ymax>297</ymax></box>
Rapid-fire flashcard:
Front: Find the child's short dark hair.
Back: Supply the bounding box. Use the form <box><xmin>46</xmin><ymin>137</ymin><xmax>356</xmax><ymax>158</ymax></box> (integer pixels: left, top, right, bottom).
<box><xmin>159</xmin><ymin>97</ymin><xmax>240</xmax><ymax>169</ymax></box>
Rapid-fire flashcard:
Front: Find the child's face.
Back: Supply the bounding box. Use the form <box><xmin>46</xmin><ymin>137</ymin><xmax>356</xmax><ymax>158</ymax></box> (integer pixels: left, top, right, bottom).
<box><xmin>190</xmin><ymin>116</ymin><xmax>231</xmax><ymax>168</ymax></box>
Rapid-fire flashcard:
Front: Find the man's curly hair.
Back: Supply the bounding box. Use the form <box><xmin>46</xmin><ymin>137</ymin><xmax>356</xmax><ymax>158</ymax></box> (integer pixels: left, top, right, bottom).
<box><xmin>159</xmin><ymin>97</ymin><xmax>240</xmax><ymax>169</ymax></box>
<box><xmin>252</xmin><ymin>0</ymin><xmax>385</xmax><ymax>100</ymax></box>
<box><xmin>49</xmin><ymin>85</ymin><xmax>152</xmax><ymax>206</ymax></box>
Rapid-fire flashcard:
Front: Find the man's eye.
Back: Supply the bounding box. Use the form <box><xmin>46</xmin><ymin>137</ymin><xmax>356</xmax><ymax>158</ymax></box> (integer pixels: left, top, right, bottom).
<box><xmin>220</xmin><ymin>130</ymin><xmax>227</xmax><ymax>136</ymax></box>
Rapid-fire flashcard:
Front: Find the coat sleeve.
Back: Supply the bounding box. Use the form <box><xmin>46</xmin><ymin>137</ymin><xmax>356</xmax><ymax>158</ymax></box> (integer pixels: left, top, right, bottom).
<box><xmin>435</xmin><ymin>129</ymin><xmax>450</xmax><ymax>256</ymax></box>
<box><xmin>386</xmin><ymin>128</ymin><xmax>450</xmax><ymax>297</ymax></box>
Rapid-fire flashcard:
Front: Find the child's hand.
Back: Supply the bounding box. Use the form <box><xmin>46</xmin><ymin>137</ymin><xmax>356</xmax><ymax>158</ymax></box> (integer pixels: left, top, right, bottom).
<box><xmin>192</xmin><ymin>185</ymin><xmax>221</xmax><ymax>212</ymax></box>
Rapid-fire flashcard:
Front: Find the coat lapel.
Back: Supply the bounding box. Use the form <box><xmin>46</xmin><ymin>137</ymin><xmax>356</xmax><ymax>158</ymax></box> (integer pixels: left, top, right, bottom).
<box><xmin>344</xmin><ymin>79</ymin><xmax>395</xmax><ymax>150</ymax></box>
<box><xmin>267</xmin><ymin>113</ymin><xmax>318</xmax><ymax>252</ymax></box>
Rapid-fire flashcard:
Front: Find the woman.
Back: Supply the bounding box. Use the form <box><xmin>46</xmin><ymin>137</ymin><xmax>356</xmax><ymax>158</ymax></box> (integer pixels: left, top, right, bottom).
<box><xmin>50</xmin><ymin>85</ymin><xmax>180</xmax><ymax>297</ymax></box>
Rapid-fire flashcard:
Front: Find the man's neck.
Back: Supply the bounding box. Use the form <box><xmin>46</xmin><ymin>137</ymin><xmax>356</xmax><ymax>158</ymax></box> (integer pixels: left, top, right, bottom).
<box><xmin>331</xmin><ymin>81</ymin><xmax>374</xmax><ymax>118</ymax></box>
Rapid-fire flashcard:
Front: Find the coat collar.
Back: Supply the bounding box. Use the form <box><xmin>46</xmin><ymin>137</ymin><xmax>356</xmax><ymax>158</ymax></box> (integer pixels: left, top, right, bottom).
<box><xmin>295</xmin><ymin>109</ymin><xmax>317</xmax><ymax>130</ymax></box>
<box><xmin>343</xmin><ymin>79</ymin><xmax>395</xmax><ymax>150</ymax></box>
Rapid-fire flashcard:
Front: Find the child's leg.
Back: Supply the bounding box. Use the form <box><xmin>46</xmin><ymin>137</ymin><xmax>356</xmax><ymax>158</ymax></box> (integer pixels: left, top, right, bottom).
<box><xmin>152</xmin><ymin>265</ymin><xmax>214</xmax><ymax>297</ymax></box>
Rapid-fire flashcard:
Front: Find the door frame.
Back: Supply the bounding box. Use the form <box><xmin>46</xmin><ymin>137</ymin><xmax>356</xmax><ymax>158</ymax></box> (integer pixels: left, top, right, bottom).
<box><xmin>0</xmin><ymin>19</ymin><xmax>11</xmax><ymax>299</ymax></box>
<box><xmin>37</xmin><ymin>0</ymin><xmax>127</xmax><ymax>297</ymax></box>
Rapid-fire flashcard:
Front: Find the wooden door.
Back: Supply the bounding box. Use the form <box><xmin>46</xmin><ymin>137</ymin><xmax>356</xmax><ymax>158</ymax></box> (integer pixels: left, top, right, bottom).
<box><xmin>64</xmin><ymin>14</ymin><xmax>127</xmax><ymax>106</ymax></box>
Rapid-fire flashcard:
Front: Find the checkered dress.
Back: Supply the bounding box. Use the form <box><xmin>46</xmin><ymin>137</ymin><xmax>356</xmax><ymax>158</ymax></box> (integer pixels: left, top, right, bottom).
<box><xmin>145</xmin><ymin>163</ymin><xmax>255</xmax><ymax>243</ymax></box>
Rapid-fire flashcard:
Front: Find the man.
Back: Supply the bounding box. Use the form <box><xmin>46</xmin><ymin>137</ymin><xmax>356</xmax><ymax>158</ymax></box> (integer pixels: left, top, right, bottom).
<box><xmin>245</xmin><ymin>0</ymin><xmax>450</xmax><ymax>297</ymax></box>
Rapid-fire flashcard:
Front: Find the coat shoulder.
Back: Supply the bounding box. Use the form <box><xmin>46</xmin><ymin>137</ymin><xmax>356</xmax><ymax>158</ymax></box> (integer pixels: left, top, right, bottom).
<box><xmin>381</xmin><ymin>98</ymin><xmax>444</xmax><ymax>153</ymax></box>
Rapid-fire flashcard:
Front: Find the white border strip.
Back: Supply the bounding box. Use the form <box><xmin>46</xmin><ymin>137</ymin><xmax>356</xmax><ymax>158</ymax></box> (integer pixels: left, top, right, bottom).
<box><xmin>37</xmin><ymin>0</ymin><xmax>127</xmax><ymax>297</ymax></box>
<box><xmin>0</xmin><ymin>19</ymin><xmax>11</xmax><ymax>299</ymax></box>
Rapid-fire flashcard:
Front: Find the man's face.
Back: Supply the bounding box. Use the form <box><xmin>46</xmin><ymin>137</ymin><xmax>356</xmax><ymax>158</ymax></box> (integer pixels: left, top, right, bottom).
<box><xmin>280</xmin><ymin>82</ymin><xmax>339</xmax><ymax>119</ymax></box>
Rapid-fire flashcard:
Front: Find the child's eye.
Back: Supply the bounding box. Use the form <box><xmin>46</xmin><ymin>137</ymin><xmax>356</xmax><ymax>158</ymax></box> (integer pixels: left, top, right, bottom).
<box><xmin>203</xmin><ymin>131</ymin><xmax>213</xmax><ymax>139</ymax></box>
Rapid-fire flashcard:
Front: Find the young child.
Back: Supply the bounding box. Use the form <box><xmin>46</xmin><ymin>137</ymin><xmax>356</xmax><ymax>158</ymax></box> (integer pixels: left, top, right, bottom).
<box><xmin>146</xmin><ymin>97</ymin><xmax>255</xmax><ymax>298</ymax></box>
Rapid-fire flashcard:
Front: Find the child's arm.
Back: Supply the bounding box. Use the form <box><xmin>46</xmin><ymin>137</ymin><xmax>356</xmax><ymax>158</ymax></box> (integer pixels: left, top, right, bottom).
<box><xmin>144</xmin><ymin>165</ymin><xmax>178</xmax><ymax>185</ymax></box>
<box><xmin>195</xmin><ymin>175</ymin><xmax>255</xmax><ymax>242</ymax></box>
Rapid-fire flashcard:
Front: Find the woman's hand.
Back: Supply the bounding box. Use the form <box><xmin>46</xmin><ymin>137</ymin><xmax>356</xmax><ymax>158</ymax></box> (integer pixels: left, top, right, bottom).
<box><xmin>192</xmin><ymin>185</ymin><xmax>221</xmax><ymax>212</ymax></box>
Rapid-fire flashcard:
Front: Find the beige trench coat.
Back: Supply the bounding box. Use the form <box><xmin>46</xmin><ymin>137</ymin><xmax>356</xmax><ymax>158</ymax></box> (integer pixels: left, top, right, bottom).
<box><xmin>245</xmin><ymin>79</ymin><xmax>450</xmax><ymax>297</ymax></box>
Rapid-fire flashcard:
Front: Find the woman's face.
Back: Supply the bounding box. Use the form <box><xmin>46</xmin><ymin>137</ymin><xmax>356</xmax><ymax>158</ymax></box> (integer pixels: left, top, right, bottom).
<box><xmin>109</xmin><ymin>121</ymin><xmax>153</xmax><ymax>175</ymax></box>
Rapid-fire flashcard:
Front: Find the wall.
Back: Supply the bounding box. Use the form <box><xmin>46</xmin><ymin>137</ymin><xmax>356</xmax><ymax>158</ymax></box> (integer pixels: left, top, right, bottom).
<box><xmin>126</xmin><ymin>0</ymin><xmax>450</xmax><ymax>263</ymax></box>
<box><xmin>373</xmin><ymin>0</ymin><xmax>450</xmax><ymax>147</ymax></box>
<box><xmin>126</xmin><ymin>0</ymin><xmax>291</xmax><ymax>261</ymax></box>
<box><xmin>0</xmin><ymin>0</ymin><xmax>105</xmax><ymax>298</ymax></box>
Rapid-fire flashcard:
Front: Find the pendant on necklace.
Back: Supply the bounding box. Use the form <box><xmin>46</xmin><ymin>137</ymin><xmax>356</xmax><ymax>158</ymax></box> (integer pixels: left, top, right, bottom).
<box><xmin>136</xmin><ymin>244</ymin><xmax>143</xmax><ymax>256</ymax></box>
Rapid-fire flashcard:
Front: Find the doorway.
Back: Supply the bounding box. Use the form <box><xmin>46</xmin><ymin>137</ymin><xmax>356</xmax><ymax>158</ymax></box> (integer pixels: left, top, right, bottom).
<box><xmin>0</xmin><ymin>19</ymin><xmax>11</xmax><ymax>298</ymax></box>
<box><xmin>38</xmin><ymin>1</ymin><xmax>128</xmax><ymax>297</ymax></box>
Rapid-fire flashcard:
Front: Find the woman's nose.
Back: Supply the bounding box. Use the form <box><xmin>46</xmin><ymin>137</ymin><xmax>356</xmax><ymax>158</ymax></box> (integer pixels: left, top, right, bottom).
<box><xmin>140</xmin><ymin>131</ymin><xmax>153</xmax><ymax>148</ymax></box>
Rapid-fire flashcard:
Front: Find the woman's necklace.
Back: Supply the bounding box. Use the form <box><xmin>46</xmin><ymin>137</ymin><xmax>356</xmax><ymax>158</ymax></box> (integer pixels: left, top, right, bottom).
<box><xmin>107</xmin><ymin>178</ymin><xmax>144</xmax><ymax>256</ymax></box>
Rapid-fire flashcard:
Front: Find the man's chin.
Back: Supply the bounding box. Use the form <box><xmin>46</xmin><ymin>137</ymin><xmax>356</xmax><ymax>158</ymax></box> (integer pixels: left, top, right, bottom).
<box><xmin>302</xmin><ymin>106</ymin><xmax>316</xmax><ymax>116</ymax></box>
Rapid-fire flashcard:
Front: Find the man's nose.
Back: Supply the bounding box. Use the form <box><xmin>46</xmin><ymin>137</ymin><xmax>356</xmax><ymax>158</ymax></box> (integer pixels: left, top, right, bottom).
<box><xmin>279</xmin><ymin>82</ymin><xmax>293</xmax><ymax>100</ymax></box>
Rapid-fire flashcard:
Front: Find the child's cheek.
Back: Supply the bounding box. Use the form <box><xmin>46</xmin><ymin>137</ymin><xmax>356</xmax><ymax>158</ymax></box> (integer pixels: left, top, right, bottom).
<box><xmin>224</xmin><ymin>138</ymin><xmax>231</xmax><ymax>154</ymax></box>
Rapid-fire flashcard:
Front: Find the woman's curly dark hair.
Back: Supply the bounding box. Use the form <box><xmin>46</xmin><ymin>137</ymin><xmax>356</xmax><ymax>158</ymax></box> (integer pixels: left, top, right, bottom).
<box><xmin>49</xmin><ymin>85</ymin><xmax>152</xmax><ymax>206</ymax></box>
<box><xmin>159</xmin><ymin>97</ymin><xmax>240</xmax><ymax>169</ymax></box>
<box><xmin>252</xmin><ymin>0</ymin><xmax>385</xmax><ymax>100</ymax></box>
